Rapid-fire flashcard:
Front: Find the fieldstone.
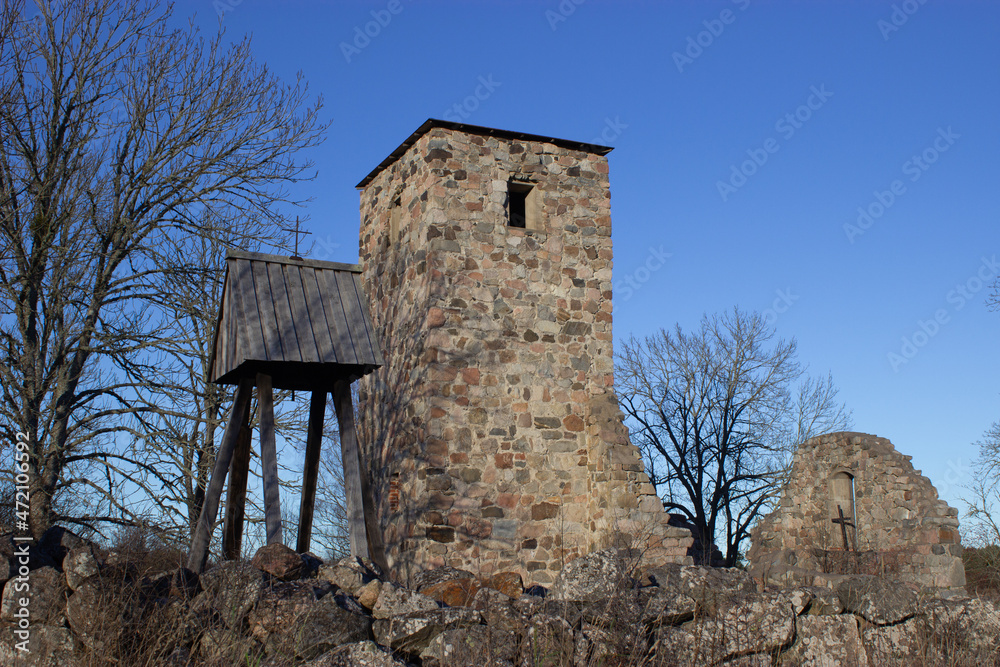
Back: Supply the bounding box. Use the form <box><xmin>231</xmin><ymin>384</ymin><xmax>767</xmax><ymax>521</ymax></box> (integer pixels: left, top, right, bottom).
<box><xmin>922</xmin><ymin>596</ymin><xmax>1000</xmax><ymax>659</ymax></box>
<box><xmin>836</xmin><ymin>575</ymin><xmax>918</xmax><ymax>625</ymax></box>
<box><xmin>642</xmin><ymin>587</ymin><xmax>697</xmax><ymax>626</ymax></box>
<box><xmin>422</xmin><ymin>577</ymin><xmax>479</xmax><ymax>607</ymax></box>
<box><xmin>782</xmin><ymin>615</ymin><xmax>868</xmax><ymax>666</ymax></box>
<box><xmin>420</xmin><ymin>624</ymin><xmax>516</xmax><ymax>667</ymax></box>
<box><xmin>371</xmin><ymin>582</ymin><xmax>439</xmax><ymax>619</ymax></box>
<box><xmin>38</xmin><ymin>526</ymin><xmax>88</xmax><ymax>565</ymax></box>
<box><xmin>197</xmin><ymin>560</ymin><xmax>266</xmax><ymax>631</ymax></box>
<box><xmin>550</xmin><ymin>549</ymin><xmax>636</xmax><ymax>602</ymax></box>
<box><xmin>481</xmin><ymin>571</ymin><xmax>523</xmax><ymax>598</ymax></box>
<box><xmin>1</xmin><ymin>566</ymin><xmax>67</xmax><ymax>624</ymax></box>
<box><xmin>251</xmin><ymin>542</ymin><xmax>304</xmax><ymax>581</ymax></box>
<box><xmin>65</xmin><ymin>575</ymin><xmax>130</xmax><ymax>651</ymax></box>
<box><xmin>861</xmin><ymin>615</ymin><xmax>927</xmax><ymax>664</ymax></box>
<box><xmin>318</xmin><ymin>556</ymin><xmax>381</xmax><ymax>595</ymax></box>
<box><xmin>252</xmin><ymin>589</ymin><xmax>372</xmax><ymax>660</ymax></box>
<box><xmin>63</xmin><ymin>546</ymin><xmax>100</xmax><ymax>591</ymax></box>
<box><xmin>0</xmin><ymin>623</ymin><xmax>80</xmax><ymax>667</ymax></box>
<box><xmin>356</xmin><ymin>579</ymin><xmax>383</xmax><ymax>609</ymax></box>
<box><xmin>803</xmin><ymin>586</ymin><xmax>844</xmax><ymax>615</ymax></box>
<box><xmin>660</xmin><ymin>592</ymin><xmax>795</xmax><ymax>663</ymax></box>
<box><xmin>304</xmin><ymin>640</ymin><xmax>408</xmax><ymax>666</ymax></box>
<box><xmin>199</xmin><ymin>626</ymin><xmax>259</xmax><ymax>664</ymax></box>
<box><xmin>146</xmin><ymin>566</ymin><xmax>200</xmax><ymax>599</ymax></box>
<box><xmin>372</xmin><ymin>607</ymin><xmax>483</xmax><ymax>654</ymax></box>
<box><xmin>412</xmin><ymin>565</ymin><xmax>476</xmax><ymax>592</ymax></box>
<box><xmin>520</xmin><ymin>613</ymin><xmax>575</xmax><ymax>667</ymax></box>
<box><xmin>680</xmin><ymin>565</ymin><xmax>756</xmax><ymax>614</ymax></box>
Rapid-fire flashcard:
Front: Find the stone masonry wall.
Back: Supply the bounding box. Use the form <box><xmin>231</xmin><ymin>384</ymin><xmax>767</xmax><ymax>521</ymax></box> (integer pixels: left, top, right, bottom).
<box><xmin>356</xmin><ymin>123</ymin><xmax>691</xmax><ymax>587</ymax></box>
<box><xmin>747</xmin><ymin>431</ymin><xmax>966</xmax><ymax>593</ymax></box>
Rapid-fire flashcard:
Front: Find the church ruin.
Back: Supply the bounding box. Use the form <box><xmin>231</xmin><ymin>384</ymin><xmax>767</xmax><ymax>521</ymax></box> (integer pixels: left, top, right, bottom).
<box><xmin>354</xmin><ymin>120</ymin><xmax>693</xmax><ymax>586</ymax></box>
<box><xmin>748</xmin><ymin>431</ymin><xmax>966</xmax><ymax>593</ymax></box>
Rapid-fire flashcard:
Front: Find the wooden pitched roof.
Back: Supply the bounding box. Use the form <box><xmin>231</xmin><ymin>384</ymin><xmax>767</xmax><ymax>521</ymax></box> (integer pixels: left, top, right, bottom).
<box><xmin>210</xmin><ymin>250</ymin><xmax>383</xmax><ymax>390</ymax></box>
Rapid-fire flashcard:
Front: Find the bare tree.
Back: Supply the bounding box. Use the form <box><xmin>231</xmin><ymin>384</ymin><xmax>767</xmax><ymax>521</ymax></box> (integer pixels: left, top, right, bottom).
<box><xmin>964</xmin><ymin>421</ymin><xmax>1000</xmax><ymax>546</ymax></box>
<box><xmin>0</xmin><ymin>0</ymin><xmax>326</xmax><ymax>539</ymax></box>
<box><xmin>617</xmin><ymin>308</ymin><xmax>852</xmax><ymax>566</ymax></box>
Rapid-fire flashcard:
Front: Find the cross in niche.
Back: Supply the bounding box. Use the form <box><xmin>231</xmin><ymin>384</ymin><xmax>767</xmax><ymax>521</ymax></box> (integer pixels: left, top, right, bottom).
<box><xmin>282</xmin><ymin>216</ymin><xmax>312</xmax><ymax>260</ymax></box>
<box><xmin>831</xmin><ymin>504</ymin><xmax>856</xmax><ymax>551</ymax></box>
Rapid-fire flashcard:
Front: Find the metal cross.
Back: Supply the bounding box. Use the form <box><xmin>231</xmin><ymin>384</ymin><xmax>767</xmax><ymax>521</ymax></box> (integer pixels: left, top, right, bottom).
<box><xmin>831</xmin><ymin>504</ymin><xmax>855</xmax><ymax>551</ymax></box>
<box><xmin>281</xmin><ymin>216</ymin><xmax>312</xmax><ymax>260</ymax></box>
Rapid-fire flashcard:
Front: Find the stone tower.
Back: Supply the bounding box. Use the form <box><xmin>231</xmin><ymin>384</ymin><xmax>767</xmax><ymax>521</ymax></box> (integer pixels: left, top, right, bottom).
<box><xmin>356</xmin><ymin>120</ymin><xmax>691</xmax><ymax>586</ymax></box>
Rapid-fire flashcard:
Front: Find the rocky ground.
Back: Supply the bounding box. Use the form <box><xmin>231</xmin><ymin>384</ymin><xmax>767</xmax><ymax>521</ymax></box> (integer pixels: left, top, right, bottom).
<box><xmin>2</xmin><ymin>528</ymin><xmax>999</xmax><ymax>666</ymax></box>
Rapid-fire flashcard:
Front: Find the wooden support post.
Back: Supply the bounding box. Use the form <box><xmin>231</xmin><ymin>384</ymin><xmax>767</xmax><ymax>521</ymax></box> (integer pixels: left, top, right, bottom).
<box><xmin>222</xmin><ymin>399</ymin><xmax>253</xmax><ymax>560</ymax></box>
<box><xmin>297</xmin><ymin>390</ymin><xmax>326</xmax><ymax>554</ymax></box>
<box><xmin>333</xmin><ymin>379</ymin><xmax>388</xmax><ymax>572</ymax></box>
<box><xmin>187</xmin><ymin>377</ymin><xmax>254</xmax><ymax>573</ymax></box>
<box><xmin>258</xmin><ymin>373</ymin><xmax>283</xmax><ymax>545</ymax></box>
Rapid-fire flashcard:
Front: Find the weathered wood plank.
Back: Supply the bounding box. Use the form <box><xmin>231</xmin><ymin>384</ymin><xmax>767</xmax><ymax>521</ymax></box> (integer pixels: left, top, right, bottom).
<box><xmin>234</xmin><ymin>258</ymin><xmax>267</xmax><ymax>363</ymax></box>
<box><xmin>251</xmin><ymin>261</ymin><xmax>283</xmax><ymax>361</ymax></box>
<box><xmin>296</xmin><ymin>391</ymin><xmax>326</xmax><ymax>554</ymax></box>
<box><xmin>351</xmin><ymin>272</ymin><xmax>384</xmax><ymax>365</ymax></box>
<box><xmin>334</xmin><ymin>379</ymin><xmax>387</xmax><ymax>571</ymax></box>
<box><xmin>187</xmin><ymin>377</ymin><xmax>254</xmax><ymax>573</ymax></box>
<box><xmin>285</xmin><ymin>264</ymin><xmax>320</xmax><ymax>363</ymax></box>
<box><xmin>222</xmin><ymin>400</ymin><xmax>253</xmax><ymax>560</ymax></box>
<box><xmin>334</xmin><ymin>379</ymin><xmax>368</xmax><ymax>559</ymax></box>
<box><xmin>334</xmin><ymin>271</ymin><xmax>368</xmax><ymax>363</ymax></box>
<box><xmin>300</xmin><ymin>267</ymin><xmax>337</xmax><ymax>364</ymax></box>
<box><xmin>267</xmin><ymin>262</ymin><xmax>302</xmax><ymax>362</ymax></box>
<box><xmin>257</xmin><ymin>373</ymin><xmax>283</xmax><ymax>545</ymax></box>
<box><xmin>320</xmin><ymin>269</ymin><xmax>359</xmax><ymax>365</ymax></box>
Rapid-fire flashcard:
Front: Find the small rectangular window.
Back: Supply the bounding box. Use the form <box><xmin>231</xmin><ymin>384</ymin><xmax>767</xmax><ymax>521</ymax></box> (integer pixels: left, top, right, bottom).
<box><xmin>508</xmin><ymin>182</ymin><xmax>530</xmax><ymax>228</ymax></box>
<box><xmin>389</xmin><ymin>198</ymin><xmax>402</xmax><ymax>243</ymax></box>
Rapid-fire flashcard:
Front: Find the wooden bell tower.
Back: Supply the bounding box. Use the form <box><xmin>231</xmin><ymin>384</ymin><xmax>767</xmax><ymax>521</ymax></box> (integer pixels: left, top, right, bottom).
<box><xmin>187</xmin><ymin>250</ymin><xmax>386</xmax><ymax>573</ymax></box>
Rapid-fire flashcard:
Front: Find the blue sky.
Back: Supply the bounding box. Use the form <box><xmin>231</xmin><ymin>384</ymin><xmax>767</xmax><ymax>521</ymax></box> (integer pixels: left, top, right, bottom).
<box><xmin>176</xmin><ymin>0</ymin><xmax>998</xmax><ymax>517</ymax></box>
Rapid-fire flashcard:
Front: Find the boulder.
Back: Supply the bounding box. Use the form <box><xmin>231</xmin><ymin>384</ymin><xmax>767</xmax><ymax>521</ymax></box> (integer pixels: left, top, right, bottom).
<box><xmin>412</xmin><ymin>566</ymin><xmax>476</xmax><ymax>592</ymax></box>
<box><xmin>304</xmin><ymin>640</ymin><xmax>408</xmax><ymax>666</ymax></box>
<box><xmin>63</xmin><ymin>546</ymin><xmax>100</xmax><ymax>591</ymax></box>
<box><xmin>65</xmin><ymin>574</ymin><xmax>131</xmax><ymax>651</ymax></box>
<box><xmin>680</xmin><ymin>565</ymin><xmax>756</xmax><ymax>614</ymax></box>
<box><xmin>251</xmin><ymin>542</ymin><xmax>304</xmax><ymax>581</ymax></box>
<box><xmin>481</xmin><ymin>571</ymin><xmax>523</xmax><ymax>598</ymax></box>
<box><xmin>803</xmin><ymin>586</ymin><xmax>844</xmax><ymax>616</ymax></box>
<box><xmin>0</xmin><ymin>622</ymin><xmax>80</xmax><ymax>667</ymax></box>
<box><xmin>197</xmin><ymin>560</ymin><xmax>266</xmax><ymax>631</ymax></box>
<box><xmin>372</xmin><ymin>607</ymin><xmax>482</xmax><ymax>654</ymax></box>
<box><xmin>421</xmin><ymin>577</ymin><xmax>479</xmax><ymax>607</ymax></box>
<box><xmin>922</xmin><ymin>596</ymin><xmax>1000</xmax><ymax>659</ymax></box>
<box><xmin>356</xmin><ymin>579</ymin><xmax>383</xmax><ymax>609</ymax></box>
<box><xmin>550</xmin><ymin>549</ymin><xmax>636</xmax><ymax>602</ymax></box>
<box><xmin>420</xmin><ymin>624</ymin><xmax>516</xmax><ymax>667</ymax></box>
<box><xmin>641</xmin><ymin>587</ymin><xmax>697</xmax><ymax>626</ymax></box>
<box><xmin>861</xmin><ymin>615</ymin><xmax>927</xmax><ymax>665</ymax></box>
<box><xmin>252</xmin><ymin>589</ymin><xmax>372</xmax><ymax>660</ymax></box>
<box><xmin>371</xmin><ymin>582</ymin><xmax>439</xmax><ymax>619</ymax></box>
<box><xmin>198</xmin><ymin>626</ymin><xmax>261</xmax><ymax>664</ymax></box>
<box><xmin>145</xmin><ymin>567</ymin><xmax>200</xmax><ymax>599</ymax></box>
<box><xmin>782</xmin><ymin>614</ymin><xmax>868</xmax><ymax>666</ymax></box>
<box><xmin>318</xmin><ymin>556</ymin><xmax>381</xmax><ymax>595</ymax></box>
<box><xmin>1</xmin><ymin>566</ymin><xmax>67</xmax><ymax>624</ymax></box>
<box><xmin>836</xmin><ymin>575</ymin><xmax>918</xmax><ymax>625</ymax></box>
<box><xmin>520</xmin><ymin>612</ymin><xmax>575</xmax><ymax>667</ymax></box>
<box><xmin>38</xmin><ymin>526</ymin><xmax>88</xmax><ymax>566</ymax></box>
<box><xmin>655</xmin><ymin>592</ymin><xmax>795</xmax><ymax>664</ymax></box>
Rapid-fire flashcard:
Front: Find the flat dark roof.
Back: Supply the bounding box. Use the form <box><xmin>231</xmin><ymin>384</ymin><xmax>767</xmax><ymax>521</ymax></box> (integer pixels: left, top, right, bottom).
<box><xmin>356</xmin><ymin>119</ymin><xmax>614</xmax><ymax>189</ymax></box>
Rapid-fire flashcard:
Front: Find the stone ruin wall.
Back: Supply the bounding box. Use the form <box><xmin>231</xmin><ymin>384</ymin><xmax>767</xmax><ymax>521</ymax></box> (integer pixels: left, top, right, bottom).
<box><xmin>357</xmin><ymin>124</ymin><xmax>691</xmax><ymax>587</ymax></box>
<box><xmin>748</xmin><ymin>431</ymin><xmax>966</xmax><ymax>593</ymax></box>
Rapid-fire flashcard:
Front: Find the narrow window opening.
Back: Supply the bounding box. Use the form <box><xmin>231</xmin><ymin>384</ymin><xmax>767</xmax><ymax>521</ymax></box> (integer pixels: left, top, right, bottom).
<box><xmin>508</xmin><ymin>181</ymin><xmax>530</xmax><ymax>228</ymax></box>
<box><xmin>389</xmin><ymin>197</ymin><xmax>402</xmax><ymax>243</ymax></box>
<box><xmin>830</xmin><ymin>471</ymin><xmax>857</xmax><ymax>550</ymax></box>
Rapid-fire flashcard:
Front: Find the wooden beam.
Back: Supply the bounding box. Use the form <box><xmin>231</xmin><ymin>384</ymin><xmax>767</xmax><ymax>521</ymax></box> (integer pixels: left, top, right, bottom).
<box><xmin>297</xmin><ymin>390</ymin><xmax>326</xmax><ymax>554</ymax></box>
<box><xmin>258</xmin><ymin>372</ymin><xmax>283</xmax><ymax>545</ymax></box>
<box><xmin>222</xmin><ymin>399</ymin><xmax>253</xmax><ymax>560</ymax></box>
<box><xmin>187</xmin><ymin>377</ymin><xmax>254</xmax><ymax>573</ymax></box>
<box><xmin>334</xmin><ymin>379</ymin><xmax>388</xmax><ymax>572</ymax></box>
<box><xmin>334</xmin><ymin>379</ymin><xmax>368</xmax><ymax>559</ymax></box>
